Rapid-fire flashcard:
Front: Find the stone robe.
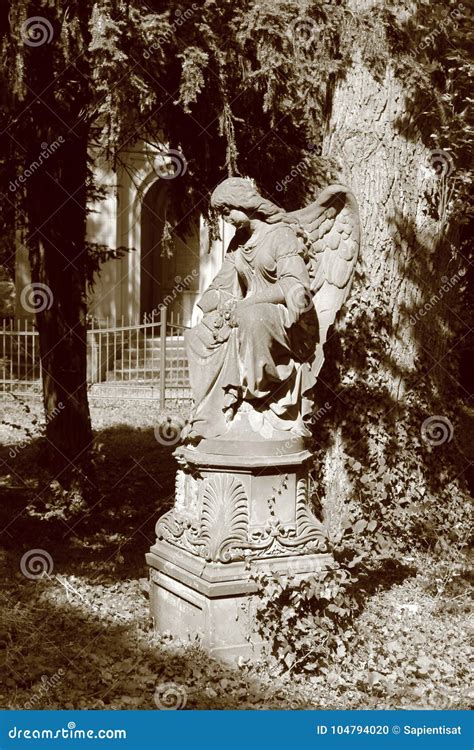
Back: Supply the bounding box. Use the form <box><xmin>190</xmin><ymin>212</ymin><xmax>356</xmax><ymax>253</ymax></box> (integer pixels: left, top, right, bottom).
<box><xmin>184</xmin><ymin>223</ymin><xmax>317</xmax><ymax>442</ymax></box>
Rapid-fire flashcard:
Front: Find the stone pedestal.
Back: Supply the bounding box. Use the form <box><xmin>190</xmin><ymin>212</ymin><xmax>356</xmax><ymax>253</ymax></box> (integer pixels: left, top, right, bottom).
<box><xmin>146</xmin><ymin>439</ymin><xmax>330</xmax><ymax>663</ymax></box>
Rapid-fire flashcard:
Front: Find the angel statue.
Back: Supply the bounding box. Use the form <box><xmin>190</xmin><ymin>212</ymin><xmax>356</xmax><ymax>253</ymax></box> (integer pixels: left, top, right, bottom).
<box><xmin>182</xmin><ymin>177</ymin><xmax>360</xmax><ymax>448</ymax></box>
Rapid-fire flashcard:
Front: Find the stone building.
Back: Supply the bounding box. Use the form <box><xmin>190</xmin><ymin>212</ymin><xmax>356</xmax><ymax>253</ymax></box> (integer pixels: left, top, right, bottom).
<box><xmin>13</xmin><ymin>141</ymin><xmax>231</xmax><ymax>327</ymax></box>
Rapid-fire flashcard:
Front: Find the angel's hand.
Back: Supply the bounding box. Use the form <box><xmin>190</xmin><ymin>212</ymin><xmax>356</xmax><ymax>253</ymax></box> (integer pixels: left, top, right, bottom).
<box><xmin>201</xmin><ymin>310</ymin><xmax>222</xmax><ymax>332</ymax></box>
<box><xmin>217</xmin><ymin>296</ymin><xmax>239</xmax><ymax>325</ymax></box>
<box><xmin>213</xmin><ymin>324</ymin><xmax>233</xmax><ymax>343</ymax></box>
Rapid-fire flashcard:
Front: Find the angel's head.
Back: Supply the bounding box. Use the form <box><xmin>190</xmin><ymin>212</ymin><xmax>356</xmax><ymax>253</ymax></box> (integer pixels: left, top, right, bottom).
<box><xmin>210</xmin><ymin>177</ymin><xmax>284</xmax><ymax>229</ymax></box>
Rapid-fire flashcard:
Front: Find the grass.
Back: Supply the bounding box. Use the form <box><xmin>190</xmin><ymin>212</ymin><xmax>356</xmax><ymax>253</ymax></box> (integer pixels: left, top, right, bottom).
<box><xmin>0</xmin><ymin>394</ymin><xmax>471</xmax><ymax>710</ymax></box>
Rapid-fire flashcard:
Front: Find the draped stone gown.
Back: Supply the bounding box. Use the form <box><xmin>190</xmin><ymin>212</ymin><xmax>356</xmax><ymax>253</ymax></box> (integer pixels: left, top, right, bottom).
<box><xmin>184</xmin><ymin>223</ymin><xmax>317</xmax><ymax>443</ymax></box>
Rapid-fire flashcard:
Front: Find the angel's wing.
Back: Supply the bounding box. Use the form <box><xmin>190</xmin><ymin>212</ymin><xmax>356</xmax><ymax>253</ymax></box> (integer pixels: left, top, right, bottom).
<box><xmin>287</xmin><ymin>184</ymin><xmax>360</xmax><ymax>379</ymax></box>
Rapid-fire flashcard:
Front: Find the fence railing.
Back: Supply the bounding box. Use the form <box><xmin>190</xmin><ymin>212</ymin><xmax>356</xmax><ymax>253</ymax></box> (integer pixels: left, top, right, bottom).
<box><xmin>0</xmin><ymin>308</ymin><xmax>191</xmax><ymax>402</ymax></box>
<box><xmin>0</xmin><ymin>317</ymin><xmax>42</xmax><ymax>392</ymax></box>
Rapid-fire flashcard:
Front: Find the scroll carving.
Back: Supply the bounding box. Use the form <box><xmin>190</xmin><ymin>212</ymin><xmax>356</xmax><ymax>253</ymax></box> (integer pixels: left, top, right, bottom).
<box><xmin>155</xmin><ymin>471</ymin><xmax>326</xmax><ymax>563</ymax></box>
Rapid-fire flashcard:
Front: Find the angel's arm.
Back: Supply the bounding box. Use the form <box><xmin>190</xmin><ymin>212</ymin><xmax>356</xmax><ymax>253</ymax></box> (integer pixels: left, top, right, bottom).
<box><xmin>276</xmin><ymin>228</ymin><xmax>311</xmax><ymax>308</ymax></box>
<box><xmin>241</xmin><ymin>285</ymin><xmax>286</xmax><ymax>305</ymax></box>
<box><xmin>276</xmin><ymin>246</ymin><xmax>311</xmax><ymax>299</ymax></box>
<box><xmin>238</xmin><ymin>228</ymin><xmax>309</xmax><ymax>307</ymax></box>
<box><xmin>198</xmin><ymin>251</ymin><xmax>242</xmax><ymax>313</ymax></box>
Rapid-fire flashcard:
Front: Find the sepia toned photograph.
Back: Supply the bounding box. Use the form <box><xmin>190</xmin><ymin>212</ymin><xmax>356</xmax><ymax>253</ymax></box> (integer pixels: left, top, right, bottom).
<box><xmin>0</xmin><ymin>0</ymin><xmax>472</xmax><ymax>741</ymax></box>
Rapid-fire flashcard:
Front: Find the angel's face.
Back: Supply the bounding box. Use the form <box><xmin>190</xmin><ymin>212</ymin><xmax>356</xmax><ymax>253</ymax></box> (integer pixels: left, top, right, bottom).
<box><xmin>221</xmin><ymin>207</ymin><xmax>250</xmax><ymax>230</ymax></box>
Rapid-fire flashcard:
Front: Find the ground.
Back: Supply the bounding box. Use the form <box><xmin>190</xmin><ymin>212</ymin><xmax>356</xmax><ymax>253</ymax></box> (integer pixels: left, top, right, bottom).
<box><xmin>0</xmin><ymin>395</ymin><xmax>471</xmax><ymax>710</ymax></box>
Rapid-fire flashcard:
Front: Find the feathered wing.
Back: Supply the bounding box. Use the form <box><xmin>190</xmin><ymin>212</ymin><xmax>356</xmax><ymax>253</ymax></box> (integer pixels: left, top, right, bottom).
<box><xmin>287</xmin><ymin>184</ymin><xmax>360</xmax><ymax>380</ymax></box>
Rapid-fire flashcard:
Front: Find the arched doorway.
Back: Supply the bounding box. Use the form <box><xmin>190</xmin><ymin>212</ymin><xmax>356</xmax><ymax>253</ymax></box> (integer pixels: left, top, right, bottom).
<box><xmin>140</xmin><ymin>180</ymin><xmax>200</xmax><ymax>325</ymax></box>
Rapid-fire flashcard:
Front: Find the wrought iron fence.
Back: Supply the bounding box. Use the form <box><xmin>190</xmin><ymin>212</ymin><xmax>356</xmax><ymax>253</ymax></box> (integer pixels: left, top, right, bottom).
<box><xmin>0</xmin><ymin>308</ymin><xmax>191</xmax><ymax>402</ymax></box>
<box><xmin>0</xmin><ymin>318</ymin><xmax>41</xmax><ymax>393</ymax></box>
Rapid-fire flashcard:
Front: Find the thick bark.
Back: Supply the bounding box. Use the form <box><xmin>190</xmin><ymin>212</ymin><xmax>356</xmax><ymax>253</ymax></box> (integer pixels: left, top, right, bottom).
<box><xmin>26</xmin><ymin>130</ymin><xmax>92</xmax><ymax>477</ymax></box>
<box><xmin>20</xmin><ymin>18</ymin><xmax>93</xmax><ymax>480</ymax></box>
<box><xmin>318</xmin><ymin>43</ymin><xmax>466</xmax><ymax>532</ymax></box>
<box><xmin>325</xmin><ymin>61</ymin><xmax>454</xmax><ymax>360</ymax></box>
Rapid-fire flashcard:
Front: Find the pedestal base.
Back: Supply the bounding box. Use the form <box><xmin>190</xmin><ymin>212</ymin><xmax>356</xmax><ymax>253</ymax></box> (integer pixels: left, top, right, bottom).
<box><xmin>147</xmin><ymin>540</ymin><xmax>331</xmax><ymax>662</ymax></box>
<box><xmin>147</xmin><ymin>443</ymin><xmax>330</xmax><ymax>663</ymax></box>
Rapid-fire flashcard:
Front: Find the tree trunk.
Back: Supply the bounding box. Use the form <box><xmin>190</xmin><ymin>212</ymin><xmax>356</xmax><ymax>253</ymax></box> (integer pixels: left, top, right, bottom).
<box><xmin>317</xmin><ymin>35</ymin><xmax>467</xmax><ymax>545</ymax></box>
<box><xmin>26</xmin><ymin>129</ymin><xmax>92</xmax><ymax>480</ymax></box>
<box><xmin>20</xmin><ymin>18</ymin><xmax>93</xmax><ymax>483</ymax></box>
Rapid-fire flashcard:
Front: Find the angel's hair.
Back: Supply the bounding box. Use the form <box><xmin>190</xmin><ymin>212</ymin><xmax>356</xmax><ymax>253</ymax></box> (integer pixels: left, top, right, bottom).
<box><xmin>210</xmin><ymin>177</ymin><xmax>285</xmax><ymax>222</ymax></box>
<box><xmin>210</xmin><ymin>177</ymin><xmax>311</xmax><ymax>252</ymax></box>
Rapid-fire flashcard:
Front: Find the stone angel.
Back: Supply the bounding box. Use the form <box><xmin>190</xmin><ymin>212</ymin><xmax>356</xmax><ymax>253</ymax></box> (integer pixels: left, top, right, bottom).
<box><xmin>182</xmin><ymin>177</ymin><xmax>360</xmax><ymax>449</ymax></box>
